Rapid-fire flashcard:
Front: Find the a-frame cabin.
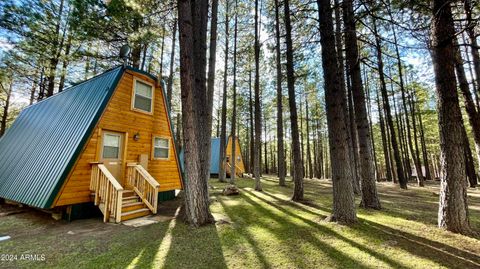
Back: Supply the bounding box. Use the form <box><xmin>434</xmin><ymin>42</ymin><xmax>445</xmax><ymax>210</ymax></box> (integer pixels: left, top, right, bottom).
<box><xmin>224</xmin><ymin>136</ymin><xmax>246</xmax><ymax>177</ymax></box>
<box><xmin>0</xmin><ymin>66</ymin><xmax>183</xmax><ymax>223</ymax></box>
<box><xmin>180</xmin><ymin>135</ymin><xmax>245</xmax><ymax>178</ymax></box>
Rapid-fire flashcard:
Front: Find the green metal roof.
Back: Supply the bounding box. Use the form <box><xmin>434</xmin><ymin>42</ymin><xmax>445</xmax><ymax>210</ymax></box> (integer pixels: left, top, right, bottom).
<box><xmin>0</xmin><ymin>66</ymin><xmax>123</xmax><ymax>208</ymax></box>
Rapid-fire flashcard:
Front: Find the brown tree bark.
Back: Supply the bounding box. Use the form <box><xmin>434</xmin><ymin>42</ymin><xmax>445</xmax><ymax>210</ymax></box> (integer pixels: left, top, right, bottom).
<box><xmin>0</xmin><ymin>80</ymin><xmax>13</xmax><ymax>137</ymax></box>
<box><xmin>158</xmin><ymin>26</ymin><xmax>166</xmax><ymax>75</ymax></box>
<box><xmin>377</xmin><ymin>87</ymin><xmax>392</xmax><ymax>181</ymax></box>
<box><xmin>274</xmin><ymin>0</ymin><xmax>286</xmax><ymax>185</ymax></box>
<box><xmin>249</xmin><ymin>68</ymin><xmax>255</xmax><ymax>174</ymax></box>
<box><xmin>417</xmin><ymin>108</ymin><xmax>432</xmax><ymax>181</ymax></box>
<box><xmin>391</xmin><ymin>82</ymin><xmax>409</xmax><ymax>182</ymax></box>
<box><xmin>464</xmin><ymin>0</ymin><xmax>480</xmax><ymax>98</ymax></box>
<box><xmin>407</xmin><ymin>86</ymin><xmax>424</xmax><ymax>186</ymax></box>
<box><xmin>317</xmin><ymin>0</ymin><xmax>356</xmax><ymax>224</ymax></box>
<box><xmin>167</xmin><ymin>15</ymin><xmax>177</xmax><ymax>111</ymax></box>
<box><xmin>284</xmin><ymin>0</ymin><xmax>304</xmax><ymax>201</ymax></box>
<box><xmin>175</xmin><ymin>113</ymin><xmax>182</xmax><ymax>153</ymax></box>
<box><xmin>454</xmin><ymin>41</ymin><xmax>479</xmax><ymax>187</ymax></box>
<box><xmin>343</xmin><ymin>0</ymin><xmax>380</xmax><ymax>208</ymax></box>
<box><xmin>29</xmin><ymin>72</ymin><xmax>38</xmax><ymax>105</ymax></box>
<box><xmin>264</xmin><ymin>119</ymin><xmax>269</xmax><ymax>174</ymax></box>
<box><xmin>306</xmin><ymin>96</ymin><xmax>313</xmax><ymax>179</ymax></box>
<box><xmin>254</xmin><ymin>0</ymin><xmax>263</xmax><ymax>191</ymax></box>
<box><xmin>58</xmin><ymin>35</ymin><xmax>72</xmax><ymax>93</ymax></box>
<box><xmin>364</xmin><ymin>70</ymin><xmax>379</xmax><ymax>181</ymax></box>
<box><xmin>219</xmin><ymin>0</ymin><xmax>229</xmax><ymax>183</ymax></box>
<box><xmin>386</xmin><ymin>2</ymin><xmax>423</xmax><ymax>185</ymax></box>
<box><xmin>230</xmin><ymin>0</ymin><xmax>238</xmax><ymax>184</ymax></box>
<box><xmin>372</xmin><ymin>15</ymin><xmax>407</xmax><ymax>189</ymax></box>
<box><xmin>346</xmin><ymin>75</ymin><xmax>361</xmax><ymax>194</ymax></box>
<box><xmin>432</xmin><ymin>0</ymin><xmax>471</xmax><ymax>235</ymax></box>
<box><xmin>334</xmin><ymin>0</ymin><xmax>359</xmax><ymax>194</ymax></box>
<box><xmin>47</xmin><ymin>0</ymin><xmax>65</xmax><ymax>97</ymax></box>
<box><xmin>177</xmin><ymin>0</ymin><xmax>214</xmax><ymax>226</ymax></box>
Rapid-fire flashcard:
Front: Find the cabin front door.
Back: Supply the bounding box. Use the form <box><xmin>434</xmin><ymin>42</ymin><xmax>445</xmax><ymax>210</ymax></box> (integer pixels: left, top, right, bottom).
<box><xmin>100</xmin><ymin>131</ymin><xmax>125</xmax><ymax>184</ymax></box>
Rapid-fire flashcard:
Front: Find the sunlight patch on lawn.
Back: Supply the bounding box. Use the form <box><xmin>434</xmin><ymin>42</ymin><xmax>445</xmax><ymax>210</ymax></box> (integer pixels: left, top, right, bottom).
<box><xmin>150</xmin><ymin>207</ymin><xmax>181</xmax><ymax>268</ymax></box>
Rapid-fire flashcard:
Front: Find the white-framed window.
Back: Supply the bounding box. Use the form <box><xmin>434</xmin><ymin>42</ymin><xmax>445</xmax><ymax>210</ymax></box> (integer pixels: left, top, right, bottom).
<box><xmin>132</xmin><ymin>78</ymin><xmax>154</xmax><ymax>114</ymax></box>
<box><xmin>153</xmin><ymin>137</ymin><xmax>170</xmax><ymax>159</ymax></box>
<box><xmin>103</xmin><ymin>133</ymin><xmax>121</xmax><ymax>159</ymax></box>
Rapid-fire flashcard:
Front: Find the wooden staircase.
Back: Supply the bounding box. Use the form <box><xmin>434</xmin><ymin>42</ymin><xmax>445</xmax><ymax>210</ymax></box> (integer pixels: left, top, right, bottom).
<box><xmin>90</xmin><ymin>162</ymin><xmax>160</xmax><ymax>223</ymax></box>
<box><xmin>226</xmin><ymin>163</ymin><xmax>244</xmax><ymax>177</ymax></box>
<box><xmin>117</xmin><ymin>190</ymin><xmax>151</xmax><ymax>222</ymax></box>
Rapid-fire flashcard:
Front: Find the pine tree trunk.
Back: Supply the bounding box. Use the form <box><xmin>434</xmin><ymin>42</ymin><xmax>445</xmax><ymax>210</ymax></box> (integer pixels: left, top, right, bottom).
<box><xmin>343</xmin><ymin>0</ymin><xmax>380</xmax><ymax>208</ymax></box>
<box><xmin>462</xmin><ymin>31</ymin><xmax>480</xmax><ymax>109</ymax></box>
<box><xmin>454</xmin><ymin>41</ymin><xmax>480</xmax><ymax>187</ymax></box>
<box><xmin>219</xmin><ymin>0</ymin><xmax>229</xmax><ymax>183</ymax></box>
<box><xmin>372</xmin><ymin>16</ymin><xmax>407</xmax><ymax>189</ymax></box>
<box><xmin>334</xmin><ymin>0</ymin><xmax>359</xmax><ymax>194</ymax></box>
<box><xmin>46</xmin><ymin>0</ymin><xmax>65</xmax><ymax>97</ymax></box>
<box><xmin>254</xmin><ymin>0</ymin><xmax>263</xmax><ymax>191</ymax></box>
<box><xmin>167</xmin><ymin>16</ymin><xmax>177</xmax><ymax>111</ymax></box>
<box><xmin>284</xmin><ymin>0</ymin><xmax>304</xmax><ymax>201</ymax></box>
<box><xmin>230</xmin><ymin>0</ymin><xmax>238</xmax><ymax>184</ymax></box>
<box><xmin>408</xmin><ymin>87</ymin><xmax>424</xmax><ymax>186</ymax></box>
<box><xmin>175</xmin><ymin>113</ymin><xmax>182</xmax><ymax>153</ymax></box>
<box><xmin>391</xmin><ymin>84</ymin><xmax>409</xmax><ymax>182</ymax></box>
<box><xmin>464</xmin><ymin>0</ymin><xmax>480</xmax><ymax>99</ymax></box>
<box><xmin>29</xmin><ymin>72</ymin><xmax>38</xmax><ymax>105</ymax></box>
<box><xmin>158</xmin><ymin>26</ymin><xmax>165</xmax><ymax>75</ymax></box>
<box><xmin>432</xmin><ymin>0</ymin><xmax>471</xmax><ymax>235</ymax></box>
<box><xmin>58</xmin><ymin>35</ymin><xmax>72</xmax><ymax>93</ymax></box>
<box><xmin>417</xmin><ymin>109</ymin><xmax>432</xmax><ymax>181</ymax></box>
<box><xmin>317</xmin><ymin>0</ymin><xmax>356</xmax><ymax>224</ymax></box>
<box><xmin>388</xmin><ymin>4</ymin><xmax>423</xmax><ymax>185</ymax></box>
<box><xmin>0</xmin><ymin>81</ymin><xmax>12</xmax><ymax>137</ymax></box>
<box><xmin>264</xmin><ymin>121</ymin><xmax>269</xmax><ymax>174</ymax></box>
<box><xmin>306</xmin><ymin>96</ymin><xmax>313</xmax><ymax>179</ymax></box>
<box><xmin>346</xmin><ymin>76</ymin><xmax>361</xmax><ymax>194</ymax></box>
<box><xmin>274</xmin><ymin>0</ymin><xmax>286</xmax><ymax>185</ymax></box>
<box><xmin>463</xmin><ymin>134</ymin><xmax>478</xmax><ymax>188</ymax></box>
<box><xmin>377</xmin><ymin>89</ymin><xmax>392</xmax><ymax>181</ymax></box>
<box><xmin>364</xmin><ymin>71</ymin><xmax>379</xmax><ymax>181</ymax></box>
<box><xmin>177</xmin><ymin>0</ymin><xmax>214</xmax><ymax>226</ymax></box>
<box><xmin>249</xmin><ymin>68</ymin><xmax>255</xmax><ymax>175</ymax></box>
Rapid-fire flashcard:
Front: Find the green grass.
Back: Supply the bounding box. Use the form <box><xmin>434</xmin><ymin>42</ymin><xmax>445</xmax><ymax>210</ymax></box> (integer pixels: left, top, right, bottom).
<box><xmin>1</xmin><ymin>177</ymin><xmax>480</xmax><ymax>268</ymax></box>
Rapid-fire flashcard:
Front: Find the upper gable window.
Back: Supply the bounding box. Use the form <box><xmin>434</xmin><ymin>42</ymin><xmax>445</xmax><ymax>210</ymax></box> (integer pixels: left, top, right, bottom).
<box><xmin>133</xmin><ymin>78</ymin><xmax>154</xmax><ymax>114</ymax></box>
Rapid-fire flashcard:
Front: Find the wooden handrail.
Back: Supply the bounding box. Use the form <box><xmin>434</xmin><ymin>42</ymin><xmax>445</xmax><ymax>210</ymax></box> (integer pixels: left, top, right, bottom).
<box><xmin>225</xmin><ymin>162</ymin><xmax>243</xmax><ymax>176</ymax></box>
<box><xmin>90</xmin><ymin>163</ymin><xmax>123</xmax><ymax>223</ymax></box>
<box><xmin>126</xmin><ymin>163</ymin><xmax>160</xmax><ymax>214</ymax></box>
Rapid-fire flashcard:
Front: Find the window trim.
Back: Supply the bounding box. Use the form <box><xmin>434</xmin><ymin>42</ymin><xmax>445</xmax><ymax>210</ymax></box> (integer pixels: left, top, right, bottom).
<box><xmin>152</xmin><ymin>136</ymin><xmax>170</xmax><ymax>160</ymax></box>
<box><xmin>131</xmin><ymin>77</ymin><xmax>155</xmax><ymax>115</ymax></box>
<box><xmin>101</xmin><ymin>132</ymin><xmax>122</xmax><ymax>160</ymax></box>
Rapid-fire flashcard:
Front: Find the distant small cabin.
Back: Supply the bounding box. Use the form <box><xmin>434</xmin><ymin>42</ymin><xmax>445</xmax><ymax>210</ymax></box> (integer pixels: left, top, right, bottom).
<box><xmin>0</xmin><ymin>66</ymin><xmax>183</xmax><ymax>223</ymax></box>
<box><xmin>180</xmin><ymin>136</ymin><xmax>245</xmax><ymax>178</ymax></box>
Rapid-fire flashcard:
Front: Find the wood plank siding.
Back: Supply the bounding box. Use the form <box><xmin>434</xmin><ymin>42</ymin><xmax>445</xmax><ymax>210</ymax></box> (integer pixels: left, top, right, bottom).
<box><xmin>54</xmin><ymin>70</ymin><xmax>182</xmax><ymax>207</ymax></box>
<box><xmin>226</xmin><ymin>137</ymin><xmax>246</xmax><ymax>173</ymax></box>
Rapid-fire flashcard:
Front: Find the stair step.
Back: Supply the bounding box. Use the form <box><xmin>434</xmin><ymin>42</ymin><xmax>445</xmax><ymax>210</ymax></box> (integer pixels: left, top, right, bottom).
<box><xmin>122</xmin><ymin>195</ymin><xmax>140</xmax><ymax>203</ymax></box>
<box><xmin>123</xmin><ymin>190</ymin><xmax>136</xmax><ymax>197</ymax></box>
<box><xmin>122</xmin><ymin>201</ymin><xmax>146</xmax><ymax>212</ymax></box>
<box><xmin>121</xmin><ymin>208</ymin><xmax>151</xmax><ymax>221</ymax></box>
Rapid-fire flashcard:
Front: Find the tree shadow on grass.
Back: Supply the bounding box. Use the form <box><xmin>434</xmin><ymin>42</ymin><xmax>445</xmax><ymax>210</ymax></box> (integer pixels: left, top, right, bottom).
<box><xmin>217</xmin><ymin>198</ymin><xmax>273</xmax><ymax>269</ymax></box>
<box><xmin>162</xmin><ymin>211</ymin><xmax>228</xmax><ymax>269</ymax></box>
<box><xmin>78</xmin><ymin>223</ymin><xmax>168</xmax><ymax>269</ymax></box>
<box><xmin>241</xmin><ymin>189</ymin><xmax>410</xmax><ymax>269</ymax></box>
<box><xmin>356</xmin><ymin>219</ymin><xmax>480</xmax><ymax>269</ymax></box>
<box><xmin>218</xmin><ymin>196</ymin><xmax>373</xmax><ymax>269</ymax></box>
<box><xmin>252</xmin><ymin>187</ymin><xmax>480</xmax><ymax>269</ymax></box>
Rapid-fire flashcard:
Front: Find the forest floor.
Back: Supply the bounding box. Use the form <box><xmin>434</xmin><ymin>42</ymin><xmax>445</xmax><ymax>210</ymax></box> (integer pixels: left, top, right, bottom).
<box><xmin>1</xmin><ymin>177</ymin><xmax>480</xmax><ymax>269</ymax></box>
